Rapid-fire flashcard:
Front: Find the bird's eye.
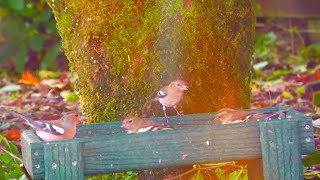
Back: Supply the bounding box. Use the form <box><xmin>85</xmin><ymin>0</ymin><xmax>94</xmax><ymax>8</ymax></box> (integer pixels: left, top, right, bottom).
<box><xmin>128</xmin><ymin>120</ymin><xmax>133</xmax><ymax>123</ymax></box>
<box><xmin>176</xmin><ymin>83</ymin><xmax>180</xmax><ymax>86</ymax></box>
<box><xmin>75</xmin><ymin>114</ymin><xmax>79</xmax><ymax>117</ymax></box>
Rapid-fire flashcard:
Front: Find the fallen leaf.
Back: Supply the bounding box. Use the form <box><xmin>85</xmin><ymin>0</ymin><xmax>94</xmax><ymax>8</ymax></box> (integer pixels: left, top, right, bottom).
<box><xmin>59</xmin><ymin>71</ymin><xmax>68</xmax><ymax>81</ymax></box>
<box><xmin>297</xmin><ymin>69</ymin><xmax>320</xmax><ymax>84</ymax></box>
<box><xmin>6</xmin><ymin>96</ymin><xmax>23</xmax><ymax>106</ymax></box>
<box><xmin>18</xmin><ymin>71</ymin><xmax>39</xmax><ymax>86</ymax></box>
<box><xmin>38</xmin><ymin>70</ymin><xmax>60</xmax><ymax>79</ymax></box>
<box><xmin>5</xmin><ymin>127</ymin><xmax>21</xmax><ymax>141</ymax></box>
<box><xmin>0</xmin><ymin>84</ymin><xmax>21</xmax><ymax>92</ymax></box>
<box><xmin>282</xmin><ymin>91</ymin><xmax>294</xmax><ymax>99</ymax></box>
<box><xmin>60</xmin><ymin>90</ymin><xmax>78</xmax><ymax>102</ymax></box>
<box><xmin>0</xmin><ymin>121</ymin><xmax>12</xmax><ymax>130</ymax></box>
<box><xmin>313</xmin><ymin>93</ymin><xmax>320</xmax><ymax>106</ymax></box>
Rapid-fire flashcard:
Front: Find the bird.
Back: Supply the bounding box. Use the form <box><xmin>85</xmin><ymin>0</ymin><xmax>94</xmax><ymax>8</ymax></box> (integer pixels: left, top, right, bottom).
<box><xmin>10</xmin><ymin>110</ymin><xmax>84</xmax><ymax>141</ymax></box>
<box><xmin>121</xmin><ymin>117</ymin><xmax>173</xmax><ymax>133</ymax></box>
<box><xmin>155</xmin><ymin>80</ymin><xmax>188</xmax><ymax>124</ymax></box>
<box><xmin>214</xmin><ymin>108</ymin><xmax>288</xmax><ymax>124</ymax></box>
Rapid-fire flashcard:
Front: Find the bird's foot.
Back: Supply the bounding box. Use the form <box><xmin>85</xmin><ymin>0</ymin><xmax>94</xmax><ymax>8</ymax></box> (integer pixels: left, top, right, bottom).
<box><xmin>163</xmin><ymin>116</ymin><xmax>169</xmax><ymax>125</ymax></box>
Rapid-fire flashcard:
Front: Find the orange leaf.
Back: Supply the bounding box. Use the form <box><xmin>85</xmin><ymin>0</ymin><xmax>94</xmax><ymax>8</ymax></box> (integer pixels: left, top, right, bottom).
<box><xmin>5</xmin><ymin>127</ymin><xmax>21</xmax><ymax>141</ymax></box>
<box><xmin>18</xmin><ymin>71</ymin><xmax>39</xmax><ymax>86</ymax></box>
<box><xmin>315</xmin><ymin>69</ymin><xmax>320</xmax><ymax>80</ymax></box>
<box><xmin>60</xmin><ymin>71</ymin><xmax>67</xmax><ymax>81</ymax></box>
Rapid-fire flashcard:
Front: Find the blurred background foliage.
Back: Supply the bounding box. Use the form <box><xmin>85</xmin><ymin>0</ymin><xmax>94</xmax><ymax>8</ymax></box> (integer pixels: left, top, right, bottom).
<box><xmin>0</xmin><ymin>0</ymin><xmax>63</xmax><ymax>74</ymax></box>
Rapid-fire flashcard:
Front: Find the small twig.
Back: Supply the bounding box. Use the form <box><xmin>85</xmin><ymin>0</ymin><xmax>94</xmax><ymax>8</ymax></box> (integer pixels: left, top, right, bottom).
<box><xmin>0</xmin><ymin>146</ymin><xmax>23</xmax><ymax>163</ymax></box>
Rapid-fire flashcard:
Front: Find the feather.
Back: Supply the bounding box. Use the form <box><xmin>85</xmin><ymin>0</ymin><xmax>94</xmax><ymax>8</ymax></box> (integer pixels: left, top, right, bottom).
<box><xmin>11</xmin><ymin>110</ymin><xmax>65</xmax><ymax>135</ymax></box>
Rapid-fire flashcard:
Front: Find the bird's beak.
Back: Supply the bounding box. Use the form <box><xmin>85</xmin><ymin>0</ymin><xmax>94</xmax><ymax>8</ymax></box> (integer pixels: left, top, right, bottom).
<box><xmin>182</xmin><ymin>85</ymin><xmax>189</xmax><ymax>90</ymax></box>
<box><xmin>121</xmin><ymin>124</ymin><xmax>126</xmax><ymax>129</ymax></box>
<box><xmin>79</xmin><ymin>115</ymin><xmax>88</xmax><ymax>122</ymax></box>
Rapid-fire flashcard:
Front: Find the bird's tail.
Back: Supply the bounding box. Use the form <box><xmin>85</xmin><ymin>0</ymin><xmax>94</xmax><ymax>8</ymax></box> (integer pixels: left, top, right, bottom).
<box><xmin>10</xmin><ymin>110</ymin><xmax>35</xmax><ymax>128</ymax></box>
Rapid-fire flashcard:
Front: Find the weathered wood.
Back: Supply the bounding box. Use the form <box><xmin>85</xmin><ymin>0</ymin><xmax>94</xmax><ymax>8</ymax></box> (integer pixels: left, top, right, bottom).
<box><xmin>260</xmin><ymin>120</ymin><xmax>303</xmax><ymax>180</ymax></box>
<box><xmin>82</xmin><ymin>123</ymin><xmax>262</xmax><ymax>175</ymax></box>
<box><xmin>21</xmin><ymin>106</ymin><xmax>315</xmax><ymax>179</ymax></box>
<box><xmin>76</xmin><ymin>106</ymin><xmax>289</xmax><ymax>137</ymax></box>
<box><xmin>44</xmin><ymin>142</ymin><xmax>84</xmax><ymax>180</ymax></box>
<box><xmin>75</xmin><ymin>112</ymin><xmax>216</xmax><ymax>138</ymax></box>
<box><xmin>21</xmin><ymin>131</ymin><xmax>44</xmax><ymax>180</ymax></box>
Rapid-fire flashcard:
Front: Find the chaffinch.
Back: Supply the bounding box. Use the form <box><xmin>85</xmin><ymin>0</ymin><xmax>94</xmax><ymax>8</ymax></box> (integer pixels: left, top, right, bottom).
<box><xmin>121</xmin><ymin>117</ymin><xmax>173</xmax><ymax>133</ymax></box>
<box><xmin>11</xmin><ymin>110</ymin><xmax>83</xmax><ymax>142</ymax></box>
<box><xmin>214</xmin><ymin>108</ymin><xmax>288</xmax><ymax>124</ymax></box>
<box><xmin>155</xmin><ymin>80</ymin><xmax>188</xmax><ymax>123</ymax></box>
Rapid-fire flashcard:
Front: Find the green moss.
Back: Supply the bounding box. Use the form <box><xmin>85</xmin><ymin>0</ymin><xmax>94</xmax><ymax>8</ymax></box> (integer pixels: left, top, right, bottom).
<box><xmin>47</xmin><ymin>0</ymin><xmax>255</xmax><ymax>123</ymax></box>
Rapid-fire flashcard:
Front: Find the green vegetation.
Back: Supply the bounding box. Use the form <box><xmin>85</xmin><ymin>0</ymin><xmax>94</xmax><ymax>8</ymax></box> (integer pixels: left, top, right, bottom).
<box><xmin>0</xmin><ymin>0</ymin><xmax>60</xmax><ymax>72</ymax></box>
<box><xmin>0</xmin><ymin>135</ymin><xmax>23</xmax><ymax>179</ymax></box>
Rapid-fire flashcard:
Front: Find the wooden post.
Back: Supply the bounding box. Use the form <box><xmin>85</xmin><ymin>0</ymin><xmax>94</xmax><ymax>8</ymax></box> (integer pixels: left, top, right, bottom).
<box><xmin>260</xmin><ymin>120</ymin><xmax>303</xmax><ymax>180</ymax></box>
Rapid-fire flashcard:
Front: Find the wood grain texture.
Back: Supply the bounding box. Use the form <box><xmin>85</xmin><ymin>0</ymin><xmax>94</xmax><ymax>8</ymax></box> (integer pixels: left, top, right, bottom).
<box><xmin>260</xmin><ymin>120</ymin><xmax>303</xmax><ymax>180</ymax></box>
<box><xmin>82</xmin><ymin>123</ymin><xmax>261</xmax><ymax>175</ymax></box>
<box><xmin>44</xmin><ymin>142</ymin><xmax>84</xmax><ymax>180</ymax></box>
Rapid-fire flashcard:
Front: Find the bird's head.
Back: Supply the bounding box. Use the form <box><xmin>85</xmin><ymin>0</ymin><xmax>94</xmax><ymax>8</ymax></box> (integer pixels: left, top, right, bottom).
<box><xmin>214</xmin><ymin>108</ymin><xmax>235</xmax><ymax>123</ymax></box>
<box><xmin>60</xmin><ymin>112</ymin><xmax>84</xmax><ymax>128</ymax></box>
<box><xmin>121</xmin><ymin>117</ymin><xmax>149</xmax><ymax>133</ymax></box>
<box><xmin>121</xmin><ymin>117</ymin><xmax>138</xmax><ymax>130</ymax></box>
<box><xmin>170</xmin><ymin>80</ymin><xmax>189</xmax><ymax>91</ymax></box>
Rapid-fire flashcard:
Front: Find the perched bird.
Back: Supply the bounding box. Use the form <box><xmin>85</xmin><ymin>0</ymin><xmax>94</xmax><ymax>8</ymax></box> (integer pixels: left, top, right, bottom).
<box><xmin>214</xmin><ymin>108</ymin><xmax>288</xmax><ymax>124</ymax></box>
<box><xmin>155</xmin><ymin>80</ymin><xmax>188</xmax><ymax>123</ymax></box>
<box><xmin>10</xmin><ymin>110</ymin><xmax>83</xmax><ymax>141</ymax></box>
<box><xmin>121</xmin><ymin>117</ymin><xmax>173</xmax><ymax>133</ymax></box>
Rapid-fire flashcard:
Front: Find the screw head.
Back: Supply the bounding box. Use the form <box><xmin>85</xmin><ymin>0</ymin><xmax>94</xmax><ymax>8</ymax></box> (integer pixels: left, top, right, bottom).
<box><xmin>72</xmin><ymin>161</ymin><xmax>77</xmax><ymax>166</ymax></box>
<box><xmin>52</xmin><ymin>163</ymin><xmax>57</xmax><ymax>169</ymax></box>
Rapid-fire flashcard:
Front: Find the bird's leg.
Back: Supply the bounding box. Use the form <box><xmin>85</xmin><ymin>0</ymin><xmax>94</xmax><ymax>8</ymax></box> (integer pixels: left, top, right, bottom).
<box><xmin>173</xmin><ymin>105</ymin><xmax>182</xmax><ymax>116</ymax></box>
<box><xmin>162</xmin><ymin>106</ymin><xmax>169</xmax><ymax>124</ymax></box>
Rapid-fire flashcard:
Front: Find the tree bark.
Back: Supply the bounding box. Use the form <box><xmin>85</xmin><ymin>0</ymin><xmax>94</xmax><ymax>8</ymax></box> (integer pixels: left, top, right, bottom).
<box><xmin>47</xmin><ymin>0</ymin><xmax>255</xmax><ymax>122</ymax></box>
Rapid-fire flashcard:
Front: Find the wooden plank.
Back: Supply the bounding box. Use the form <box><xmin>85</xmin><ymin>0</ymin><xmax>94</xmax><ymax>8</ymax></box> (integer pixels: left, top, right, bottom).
<box><xmin>75</xmin><ymin>112</ymin><xmax>216</xmax><ymax>137</ymax></box>
<box><xmin>260</xmin><ymin>120</ymin><xmax>303</xmax><ymax>180</ymax></box>
<box><xmin>21</xmin><ymin>130</ymin><xmax>44</xmax><ymax>180</ymax></box>
<box><xmin>75</xmin><ymin>106</ymin><xmax>292</xmax><ymax>137</ymax></box>
<box><xmin>43</xmin><ymin>142</ymin><xmax>84</xmax><ymax>180</ymax></box>
<box><xmin>69</xmin><ymin>123</ymin><xmax>263</xmax><ymax>175</ymax></box>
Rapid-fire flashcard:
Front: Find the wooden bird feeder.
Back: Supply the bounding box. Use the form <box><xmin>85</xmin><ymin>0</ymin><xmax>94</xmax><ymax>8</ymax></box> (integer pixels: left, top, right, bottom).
<box><xmin>21</xmin><ymin>106</ymin><xmax>315</xmax><ymax>180</ymax></box>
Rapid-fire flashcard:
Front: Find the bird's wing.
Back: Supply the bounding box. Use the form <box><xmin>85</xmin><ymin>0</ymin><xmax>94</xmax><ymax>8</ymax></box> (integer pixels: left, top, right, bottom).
<box><xmin>245</xmin><ymin>110</ymin><xmax>288</xmax><ymax>122</ymax></box>
<box><xmin>156</xmin><ymin>85</ymin><xmax>169</xmax><ymax>99</ymax></box>
<box><xmin>137</xmin><ymin>121</ymin><xmax>173</xmax><ymax>133</ymax></box>
<box><xmin>11</xmin><ymin>111</ymin><xmax>65</xmax><ymax>135</ymax></box>
<box><xmin>152</xmin><ymin>125</ymin><xmax>173</xmax><ymax>131</ymax></box>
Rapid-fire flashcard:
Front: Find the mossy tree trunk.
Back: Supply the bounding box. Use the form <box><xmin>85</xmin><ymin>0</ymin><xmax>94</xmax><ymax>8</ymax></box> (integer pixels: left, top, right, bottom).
<box><xmin>47</xmin><ymin>0</ymin><xmax>255</xmax><ymax>123</ymax></box>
